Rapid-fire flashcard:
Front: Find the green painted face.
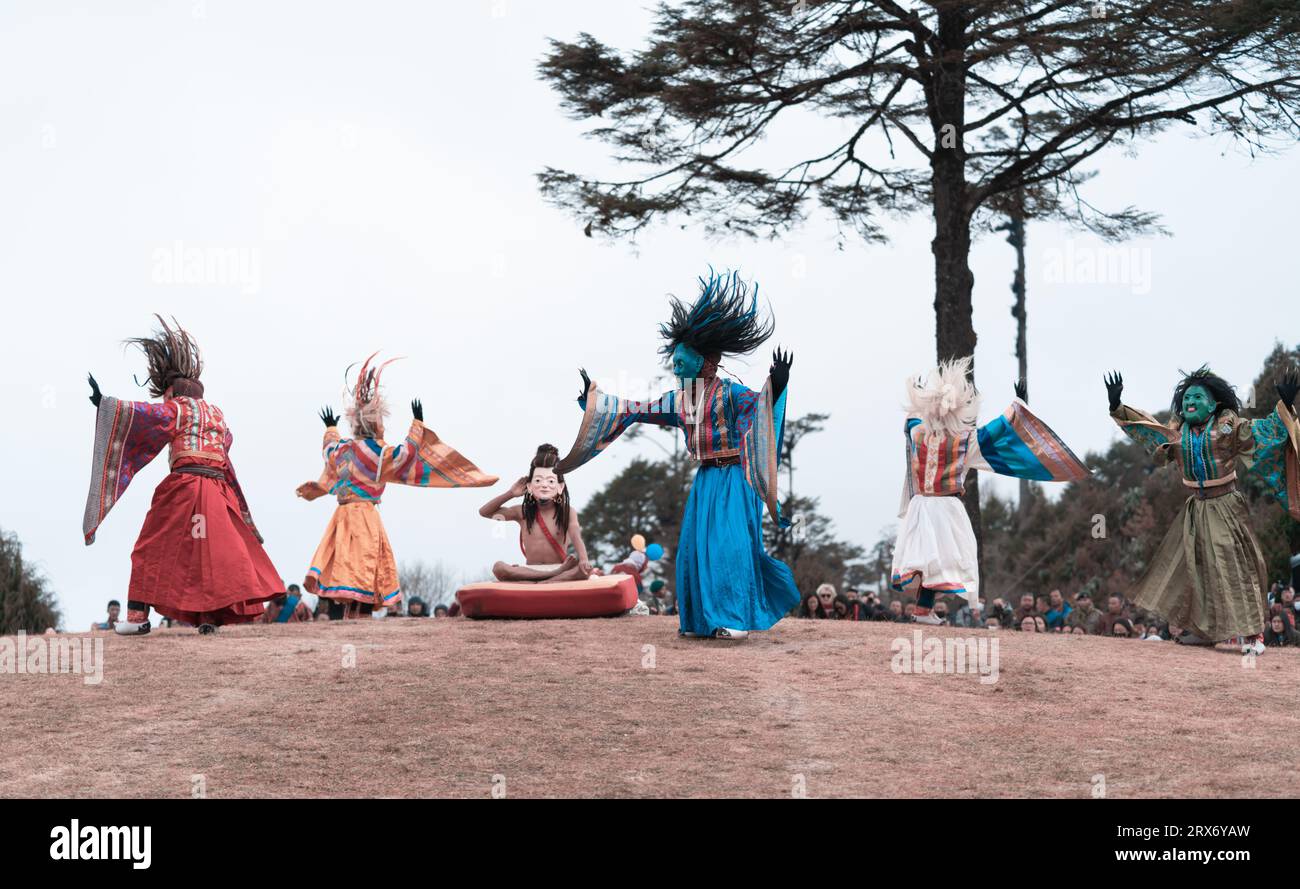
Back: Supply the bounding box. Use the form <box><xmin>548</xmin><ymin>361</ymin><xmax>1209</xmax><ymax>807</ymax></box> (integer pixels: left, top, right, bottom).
<box><xmin>671</xmin><ymin>343</ymin><xmax>704</xmax><ymax>382</ymax></box>
<box><xmin>1181</xmin><ymin>383</ymin><xmax>1217</xmax><ymax>426</ymax></box>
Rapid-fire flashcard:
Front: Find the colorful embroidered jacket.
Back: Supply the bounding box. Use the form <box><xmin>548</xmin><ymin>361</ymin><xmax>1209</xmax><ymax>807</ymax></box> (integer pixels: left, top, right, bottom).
<box><xmin>296</xmin><ymin>420</ymin><xmax>498</xmax><ymax>505</ymax></box>
<box><xmin>1112</xmin><ymin>402</ymin><xmax>1300</xmax><ymax>519</ymax></box>
<box><xmin>83</xmin><ymin>395</ymin><xmax>259</xmax><ymax>544</ymax></box>
<box><xmin>558</xmin><ymin>374</ymin><xmax>789</xmax><ymax>527</ymax></box>
<box><xmin>899</xmin><ymin>398</ymin><xmax>1090</xmax><ymax>516</ymax></box>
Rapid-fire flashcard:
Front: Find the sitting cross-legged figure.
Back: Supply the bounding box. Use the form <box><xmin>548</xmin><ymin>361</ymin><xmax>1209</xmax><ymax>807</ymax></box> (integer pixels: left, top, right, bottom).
<box><xmin>479</xmin><ymin>444</ymin><xmax>597</xmax><ymax>583</ymax></box>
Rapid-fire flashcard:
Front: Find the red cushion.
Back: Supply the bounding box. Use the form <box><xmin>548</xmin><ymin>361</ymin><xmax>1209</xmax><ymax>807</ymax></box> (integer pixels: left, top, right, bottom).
<box><xmin>455</xmin><ymin>573</ymin><xmax>639</xmax><ymax>619</ymax></box>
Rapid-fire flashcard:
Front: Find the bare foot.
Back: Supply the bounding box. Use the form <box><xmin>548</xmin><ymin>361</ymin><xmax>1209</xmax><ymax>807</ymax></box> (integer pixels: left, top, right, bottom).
<box><xmin>540</xmin><ymin>563</ymin><xmax>589</xmax><ymax>584</ymax></box>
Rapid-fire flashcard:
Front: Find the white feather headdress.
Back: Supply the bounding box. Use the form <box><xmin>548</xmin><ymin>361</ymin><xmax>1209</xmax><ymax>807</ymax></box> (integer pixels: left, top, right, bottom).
<box><xmin>904</xmin><ymin>356</ymin><xmax>980</xmax><ymax>437</ymax></box>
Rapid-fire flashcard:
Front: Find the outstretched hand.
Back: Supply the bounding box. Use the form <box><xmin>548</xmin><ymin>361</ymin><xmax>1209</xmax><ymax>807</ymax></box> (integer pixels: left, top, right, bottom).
<box><xmin>770</xmin><ymin>347</ymin><xmax>793</xmax><ymax>398</ymax></box>
<box><xmin>411</xmin><ymin>398</ymin><xmax>423</xmax><ymax>422</ymax></box>
<box><xmin>576</xmin><ymin>367</ymin><xmax>592</xmax><ymax>404</ymax></box>
<box><xmin>1277</xmin><ymin>370</ymin><xmax>1299</xmax><ymax>412</ymax></box>
<box><xmin>87</xmin><ymin>373</ymin><xmax>102</xmax><ymax>408</ymax></box>
<box><xmin>1014</xmin><ymin>378</ymin><xmax>1028</xmax><ymax>402</ymax></box>
<box><xmin>319</xmin><ymin>405</ymin><xmax>339</xmax><ymax>428</ymax></box>
<box><xmin>1104</xmin><ymin>371</ymin><xmax>1124</xmax><ymax>413</ymax></box>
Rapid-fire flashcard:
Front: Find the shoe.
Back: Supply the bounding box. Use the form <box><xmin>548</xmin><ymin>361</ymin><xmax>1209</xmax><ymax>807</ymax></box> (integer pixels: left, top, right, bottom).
<box><xmin>913</xmin><ymin>613</ymin><xmax>943</xmax><ymax>626</ymax></box>
<box><xmin>113</xmin><ymin>620</ymin><xmax>151</xmax><ymax>636</ymax></box>
<box><xmin>1239</xmin><ymin>637</ymin><xmax>1265</xmax><ymax>656</ymax></box>
<box><xmin>198</xmin><ymin>623</ymin><xmax>217</xmax><ymax>635</ymax></box>
<box><xmin>713</xmin><ymin>627</ymin><xmax>748</xmax><ymax>640</ymax></box>
<box><xmin>678</xmin><ymin>630</ymin><xmax>698</xmax><ymax>638</ymax></box>
<box><xmin>1175</xmin><ymin>630</ymin><xmax>1213</xmax><ymax>646</ymax></box>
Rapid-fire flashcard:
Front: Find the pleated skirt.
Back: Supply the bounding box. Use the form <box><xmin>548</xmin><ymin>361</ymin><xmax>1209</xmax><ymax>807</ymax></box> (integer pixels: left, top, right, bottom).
<box><xmin>304</xmin><ymin>501</ymin><xmax>401</xmax><ymax>608</ymax></box>
<box><xmin>1132</xmin><ymin>490</ymin><xmax>1267</xmax><ymax>640</ymax></box>
<box><xmin>129</xmin><ymin>472</ymin><xmax>281</xmax><ymax>625</ymax></box>
<box><xmin>890</xmin><ymin>495</ymin><xmax>979</xmax><ymax>608</ymax></box>
<box><xmin>675</xmin><ymin>464</ymin><xmax>800</xmax><ymax>635</ymax></box>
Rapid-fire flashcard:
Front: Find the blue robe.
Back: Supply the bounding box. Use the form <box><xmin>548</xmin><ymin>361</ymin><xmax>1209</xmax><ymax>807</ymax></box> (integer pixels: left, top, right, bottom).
<box><xmin>559</xmin><ymin>375</ymin><xmax>799</xmax><ymax>634</ymax></box>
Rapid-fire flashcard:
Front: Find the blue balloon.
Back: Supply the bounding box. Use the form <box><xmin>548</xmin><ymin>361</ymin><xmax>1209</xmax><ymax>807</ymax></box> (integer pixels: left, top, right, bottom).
<box><xmin>646</xmin><ymin>543</ymin><xmax>664</xmax><ymax>561</ymax></box>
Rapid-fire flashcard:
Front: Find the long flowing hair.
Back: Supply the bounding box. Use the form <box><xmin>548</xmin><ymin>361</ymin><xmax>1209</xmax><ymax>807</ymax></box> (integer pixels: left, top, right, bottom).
<box><xmin>905</xmin><ymin>356</ymin><xmax>980</xmax><ymax>437</ymax></box>
<box><xmin>125</xmin><ymin>315</ymin><xmax>204</xmax><ymax>398</ymax></box>
<box><xmin>658</xmin><ymin>268</ymin><xmax>774</xmax><ymax>361</ymax></box>
<box><xmin>522</xmin><ymin>443</ymin><xmax>571</xmax><ymax>537</ymax></box>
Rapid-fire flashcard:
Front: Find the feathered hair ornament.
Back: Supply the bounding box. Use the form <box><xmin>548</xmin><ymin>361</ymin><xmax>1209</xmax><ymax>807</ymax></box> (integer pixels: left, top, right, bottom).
<box><xmin>125</xmin><ymin>314</ymin><xmax>204</xmax><ymax>399</ymax></box>
<box><xmin>905</xmin><ymin>356</ymin><xmax>980</xmax><ymax>437</ymax></box>
<box><xmin>343</xmin><ymin>351</ymin><xmax>402</xmax><ymax>438</ymax></box>
<box><xmin>658</xmin><ymin>267</ymin><xmax>774</xmax><ymax>360</ymax></box>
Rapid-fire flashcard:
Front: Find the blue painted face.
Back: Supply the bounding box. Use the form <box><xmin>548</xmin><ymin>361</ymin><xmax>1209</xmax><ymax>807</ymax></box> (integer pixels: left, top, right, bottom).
<box><xmin>671</xmin><ymin>343</ymin><xmax>704</xmax><ymax>381</ymax></box>
<box><xmin>1182</xmin><ymin>383</ymin><xmax>1217</xmax><ymax>426</ymax></box>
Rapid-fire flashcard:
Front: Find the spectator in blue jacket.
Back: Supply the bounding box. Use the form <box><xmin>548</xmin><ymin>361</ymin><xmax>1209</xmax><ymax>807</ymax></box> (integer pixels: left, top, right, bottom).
<box><xmin>1044</xmin><ymin>589</ymin><xmax>1072</xmax><ymax>631</ymax></box>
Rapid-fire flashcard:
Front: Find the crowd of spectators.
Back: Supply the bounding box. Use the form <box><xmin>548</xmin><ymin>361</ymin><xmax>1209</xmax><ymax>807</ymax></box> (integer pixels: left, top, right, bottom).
<box><xmin>797</xmin><ymin>581</ymin><xmax>1300</xmax><ymax>647</ymax></box>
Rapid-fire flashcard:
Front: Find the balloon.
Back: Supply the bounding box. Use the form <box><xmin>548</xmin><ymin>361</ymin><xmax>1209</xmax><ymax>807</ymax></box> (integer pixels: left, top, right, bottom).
<box><xmin>649</xmin><ymin>579</ymin><xmax>665</xmax><ymax>593</ymax></box>
<box><xmin>645</xmin><ymin>543</ymin><xmax>664</xmax><ymax>561</ymax></box>
<box><xmin>630</xmin><ymin>534</ymin><xmax>647</xmax><ymax>552</ymax></box>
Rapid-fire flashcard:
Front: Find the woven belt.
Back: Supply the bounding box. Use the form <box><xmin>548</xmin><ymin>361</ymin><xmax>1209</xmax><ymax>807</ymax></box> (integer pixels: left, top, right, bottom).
<box><xmin>1189</xmin><ymin>481</ymin><xmax>1236</xmax><ymax>500</ymax></box>
<box><xmin>173</xmin><ymin>465</ymin><xmax>226</xmax><ymax>480</ymax></box>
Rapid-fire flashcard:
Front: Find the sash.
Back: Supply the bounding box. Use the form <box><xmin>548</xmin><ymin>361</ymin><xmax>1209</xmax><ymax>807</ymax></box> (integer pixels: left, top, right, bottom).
<box><xmin>520</xmin><ymin>512</ymin><xmax>567</xmax><ymax>562</ymax></box>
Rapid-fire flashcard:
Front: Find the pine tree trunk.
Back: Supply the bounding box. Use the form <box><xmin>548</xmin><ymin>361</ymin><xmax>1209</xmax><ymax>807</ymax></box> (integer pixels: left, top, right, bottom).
<box><xmin>1008</xmin><ymin>209</ymin><xmax>1030</xmax><ymax>518</ymax></box>
<box><xmin>929</xmin><ymin>7</ymin><xmax>982</xmax><ymax>553</ymax></box>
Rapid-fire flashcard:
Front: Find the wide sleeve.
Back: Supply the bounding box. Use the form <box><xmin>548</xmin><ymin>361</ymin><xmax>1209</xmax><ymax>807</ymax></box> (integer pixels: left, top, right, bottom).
<box><xmin>557</xmin><ymin>378</ymin><xmax>682</xmax><ymax>473</ymax></box>
<box><xmin>734</xmin><ymin>378</ymin><xmax>791</xmax><ymax>528</ymax></box>
<box><xmin>380</xmin><ymin>419</ymin><xmax>499</xmax><ymax>489</ymax></box>
<box><xmin>969</xmin><ymin>398</ymin><xmax>1091</xmax><ymax>482</ymax></box>
<box><xmin>295</xmin><ymin>427</ymin><xmax>343</xmax><ymax>501</ymax></box>
<box><xmin>82</xmin><ymin>396</ymin><xmax>176</xmax><ymax>545</ymax></box>
<box><xmin>1110</xmin><ymin>404</ymin><xmax>1179</xmax><ymax>466</ymax></box>
<box><xmin>1240</xmin><ymin>403</ymin><xmax>1300</xmax><ymax>520</ymax></box>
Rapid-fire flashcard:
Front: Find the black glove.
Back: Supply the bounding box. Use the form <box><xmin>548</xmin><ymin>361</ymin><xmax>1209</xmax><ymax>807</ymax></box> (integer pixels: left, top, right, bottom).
<box><xmin>1104</xmin><ymin>371</ymin><xmax>1124</xmax><ymax>413</ymax></box>
<box><xmin>320</xmin><ymin>405</ymin><xmax>339</xmax><ymax>428</ymax></box>
<box><xmin>1014</xmin><ymin>378</ymin><xmax>1027</xmax><ymax>402</ymax></box>
<box><xmin>576</xmin><ymin>368</ymin><xmax>592</xmax><ymax>405</ymax></box>
<box><xmin>411</xmin><ymin>398</ymin><xmax>423</xmax><ymax>422</ymax></box>
<box><xmin>87</xmin><ymin>373</ymin><xmax>102</xmax><ymax>408</ymax></box>
<box><xmin>770</xmin><ymin>347</ymin><xmax>793</xmax><ymax>399</ymax></box>
<box><xmin>1276</xmin><ymin>370</ymin><xmax>1299</xmax><ymax>411</ymax></box>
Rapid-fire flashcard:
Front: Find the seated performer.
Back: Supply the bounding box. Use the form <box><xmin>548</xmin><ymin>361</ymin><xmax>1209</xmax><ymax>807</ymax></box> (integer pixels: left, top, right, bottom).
<box><xmin>83</xmin><ymin>315</ymin><xmax>282</xmax><ymax>634</ymax></box>
<box><xmin>1104</xmin><ymin>367</ymin><xmax>1300</xmax><ymax>655</ymax></box>
<box><xmin>892</xmin><ymin>357</ymin><xmax>1091</xmax><ymax>624</ymax></box>
<box><xmin>297</xmin><ymin>354</ymin><xmax>497</xmax><ymax>618</ymax></box>
<box><xmin>479</xmin><ymin>444</ymin><xmax>596</xmax><ymax>583</ymax></box>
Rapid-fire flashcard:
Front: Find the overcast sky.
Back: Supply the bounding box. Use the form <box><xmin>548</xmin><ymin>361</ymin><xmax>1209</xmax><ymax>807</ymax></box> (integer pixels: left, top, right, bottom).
<box><xmin>2</xmin><ymin>1</ymin><xmax>1296</xmax><ymax>629</ymax></box>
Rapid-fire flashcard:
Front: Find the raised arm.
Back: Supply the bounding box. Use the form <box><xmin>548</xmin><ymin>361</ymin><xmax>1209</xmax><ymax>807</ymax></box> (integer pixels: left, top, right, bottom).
<box><xmin>480</xmin><ymin>477</ymin><xmax>527</xmax><ymax>520</ymax></box>
<box><xmin>557</xmin><ymin>371</ymin><xmax>682</xmax><ymax>473</ymax></box>
<box><xmin>1104</xmin><ymin>371</ymin><xmax>1177</xmax><ymax>463</ymax></box>
<box><xmin>296</xmin><ymin>405</ymin><xmax>342</xmax><ymax>501</ymax></box>
<box><xmin>380</xmin><ymin>399</ymin><xmax>498</xmax><ymax>489</ymax></box>
<box><xmin>1239</xmin><ymin>370</ymin><xmax>1300</xmax><ymax>521</ymax></box>
<box><xmin>82</xmin><ymin>385</ymin><xmax>178</xmax><ymax>544</ymax></box>
<box><xmin>969</xmin><ymin>382</ymin><xmax>1089</xmax><ymax>482</ymax></box>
